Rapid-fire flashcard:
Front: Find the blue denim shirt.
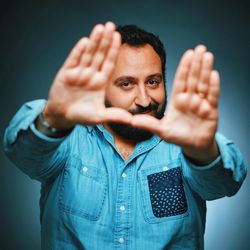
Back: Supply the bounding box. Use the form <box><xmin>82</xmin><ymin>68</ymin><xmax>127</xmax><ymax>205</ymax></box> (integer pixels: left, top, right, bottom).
<box><xmin>4</xmin><ymin>100</ymin><xmax>247</xmax><ymax>250</ymax></box>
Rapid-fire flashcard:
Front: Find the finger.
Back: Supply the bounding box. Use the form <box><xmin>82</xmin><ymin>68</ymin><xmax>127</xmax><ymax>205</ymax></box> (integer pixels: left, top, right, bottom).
<box><xmin>70</xmin><ymin>67</ymin><xmax>95</xmax><ymax>87</ymax></box>
<box><xmin>197</xmin><ymin>100</ymin><xmax>211</xmax><ymax>118</ymax></box>
<box><xmin>63</xmin><ymin>37</ymin><xmax>88</xmax><ymax>69</ymax></box>
<box><xmin>80</xmin><ymin>24</ymin><xmax>104</xmax><ymax>67</ymax></box>
<box><xmin>131</xmin><ymin>114</ymin><xmax>163</xmax><ymax>135</ymax></box>
<box><xmin>87</xmin><ymin>71</ymin><xmax>108</xmax><ymax>90</ymax></box>
<box><xmin>171</xmin><ymin>93</ymin><xmax>190</xmax><ymax>112</ymax></box>
<box><xmin>76</xmin><ymin>31</ymin><xmax>120</xmax><ymax>89</ymax></box>
<box><xmin>189</xmin><ymin>94</ymin><xmax>201</xmax><ymax>112</ymax></box>
<box><xmin>186</xmin><ymin>45</ymin><xmax>207</xmax><ymax>93</ymax></box>
<box><xmin>101</xmin><ymin>31</ymin><xmax>121</xmax><ymax>78</ymax></box>
<box><xmin>197</xmin><ymin>52</ymin><xmax>214</xmax><ymax>96</ymax></box>
<box><xmin>99</xmin><ymin>107</ymin><xmax>132</xmax><ymax>124</ymax></box>
<box><xmin>172</xmin><ymin>50</ymin><xmax>194</xmax><ymax>95</ymax></box>
<box><xmin>207</xmin><ymin>70</ymin><xmax>220</xmax><ymax>108</ymax></box>
<box><xmin>91</xmin><ymin>21</ymin><xmax>116</xmax><ymax>70</ymax></box>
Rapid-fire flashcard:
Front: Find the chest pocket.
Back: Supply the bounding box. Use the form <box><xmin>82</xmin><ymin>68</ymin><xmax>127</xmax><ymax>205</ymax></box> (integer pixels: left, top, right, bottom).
<box><xmin>139</xmin><ymin>163</ymin><xmax>188</xmax><ymax>223</ymax></box>
<box><xmin>59</xmin><ymin>155</ymin><xmax>107</xmax><ymax>221</ymax></box>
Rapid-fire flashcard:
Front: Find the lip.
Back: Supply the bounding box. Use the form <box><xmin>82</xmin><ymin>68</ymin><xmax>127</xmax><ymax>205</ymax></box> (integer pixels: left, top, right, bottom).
<box><xmin>138</xmin><ymin>110</ymin><xmax>153</xmax><ymax>115</ymax></box>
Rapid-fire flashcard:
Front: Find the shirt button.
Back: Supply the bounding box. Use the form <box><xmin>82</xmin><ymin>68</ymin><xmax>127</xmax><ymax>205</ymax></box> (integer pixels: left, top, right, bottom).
<box><xmin>122</xmin><ymin>173</ymin><xmax>127</xmax><ymax>178</ymax></box>
<box><xmin>163</xmin><ymin>166</ymin><xmax>168</xmax><ymax>171</ymax></box>
<box><xmin>118</xmin><ymin>237</ymin><xmax>125</xmax><ymax>244</ymax></box>
<box><xmin>82</xmin><ymin>166</ymin><xmax>88</xmax><ymax>172</ymax></box>
<box><xmin>120</xmin><ymin>205</ymin><xmax>125</xmax><ymax>212</ymax></box>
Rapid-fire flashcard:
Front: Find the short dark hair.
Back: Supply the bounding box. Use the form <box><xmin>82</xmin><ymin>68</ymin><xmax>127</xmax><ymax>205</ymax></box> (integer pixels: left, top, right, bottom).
<box><xmin>116</xmin><ymin>25</ymin><xmax>166</xmax><ymax>83</ymax></box>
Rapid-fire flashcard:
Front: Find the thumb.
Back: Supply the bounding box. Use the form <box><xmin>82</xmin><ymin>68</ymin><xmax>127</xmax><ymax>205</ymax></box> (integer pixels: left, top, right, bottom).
<box><xmin>100</xmin><ymin>107</ymin><xmax>133</xmax><ymax>124</ymax></box>
<box><xmin>131</xmin><ymin>115</ymin><xmax>163</xmax><ymax>135</ymax></box>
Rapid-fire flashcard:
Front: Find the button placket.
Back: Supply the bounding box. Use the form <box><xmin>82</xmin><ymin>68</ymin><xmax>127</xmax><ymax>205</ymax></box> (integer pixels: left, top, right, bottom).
<box><xmin>114</xmin><ymin>165</ymin><xmax>133</xmax><ymax>249</ymax></box>
<box><xmin>118</xmin><ymin>237</ymin><xmax>125</xmax><ymax>244</ymax></box>
<box><xmin>120</xmin><ymin>205</ymin><xmax>125</xmax><ymax>212</ymax></box>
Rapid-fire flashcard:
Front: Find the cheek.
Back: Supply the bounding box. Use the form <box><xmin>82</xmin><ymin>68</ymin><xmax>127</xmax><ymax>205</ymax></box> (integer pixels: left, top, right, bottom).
<box><xmin>151</xmin><ymin>85</ymin><xmax>166</xmax><ymax>104</ymax></box>
<box><xmin>106</xmin><ymin>87</ymin><xmax>135</xmax><ymax>109</ymax></box>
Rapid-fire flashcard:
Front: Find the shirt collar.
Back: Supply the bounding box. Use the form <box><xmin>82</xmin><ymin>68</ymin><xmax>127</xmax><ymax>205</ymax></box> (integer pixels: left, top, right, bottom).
<box><xmin>95</xmin><ymin>124</ymin><xmax>162</xmax><ymax>162</ymax></box>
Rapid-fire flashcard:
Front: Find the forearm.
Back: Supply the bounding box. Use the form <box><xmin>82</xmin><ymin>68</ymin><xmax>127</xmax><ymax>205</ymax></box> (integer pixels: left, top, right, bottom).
<box><xmin>3</xmin><ymin>100</ymin><xmax>67</xmax><ymax>182</ymax></box>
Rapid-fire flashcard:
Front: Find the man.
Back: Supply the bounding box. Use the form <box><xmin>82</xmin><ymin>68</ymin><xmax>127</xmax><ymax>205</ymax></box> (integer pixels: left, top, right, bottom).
<box><xmin>4</xmin><ymin>22</ymin><xmax>247</xmax><ymax>249</ymax></box>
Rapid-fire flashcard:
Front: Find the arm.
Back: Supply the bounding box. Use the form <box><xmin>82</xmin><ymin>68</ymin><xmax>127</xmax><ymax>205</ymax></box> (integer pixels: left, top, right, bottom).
<box><xmin>4</xmin><ymin>22</ymin><xmax>132</xmax><ymax>182</ymax></box>
<box><xmin>131</xmin><ymin>45</ymin><xmax>247</xmax><ymax>198</ymax></box>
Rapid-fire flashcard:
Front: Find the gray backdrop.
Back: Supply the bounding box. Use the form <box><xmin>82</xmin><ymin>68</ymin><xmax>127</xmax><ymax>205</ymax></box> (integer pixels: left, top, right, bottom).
<box><xmin>1</xmin><ymin>0</ymin><xmax>249</xmax><ymax>249</ymax></box>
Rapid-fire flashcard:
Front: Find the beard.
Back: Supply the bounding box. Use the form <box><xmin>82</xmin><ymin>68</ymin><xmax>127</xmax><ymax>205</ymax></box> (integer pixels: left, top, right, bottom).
<box><xmin>105</xmin><ymin>99</ymin><xmax>166</xmax><ymax>142</ymax></box>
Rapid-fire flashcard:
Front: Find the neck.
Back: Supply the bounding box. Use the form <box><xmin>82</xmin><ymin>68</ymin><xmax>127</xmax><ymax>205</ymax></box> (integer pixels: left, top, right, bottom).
<box><xmin>104</xmin><ymin>123</ymin><xmax>137</xmax><ymax>160</ymax></box>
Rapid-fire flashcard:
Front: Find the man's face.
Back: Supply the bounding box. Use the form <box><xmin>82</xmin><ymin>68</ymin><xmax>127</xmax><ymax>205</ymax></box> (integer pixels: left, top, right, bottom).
<box><xmin>105</xmin><ymin>43</ymin><xmax>166</xmax><ymax>141</ymax></box>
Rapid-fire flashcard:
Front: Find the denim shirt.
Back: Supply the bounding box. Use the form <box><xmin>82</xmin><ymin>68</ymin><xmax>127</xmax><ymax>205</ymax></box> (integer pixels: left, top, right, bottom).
<box><xmin>4</xmin><ymin>100</ymin><xmax>247</xmax><ymax>250</ymax></box>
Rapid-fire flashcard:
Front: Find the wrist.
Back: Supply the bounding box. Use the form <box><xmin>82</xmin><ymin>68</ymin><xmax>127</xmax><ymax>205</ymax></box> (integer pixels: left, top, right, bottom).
<box><xmin>42</xmin><ymin>102</ymin><xmax>74</xmax><ymax>130</ymax></box>
<box><xmin>182</xmin><ymin>139</ymin><xmax>219</xmax><ymax>165</ymax></box>
<box><xmin>35</xmin><ymin>111</ymin><xmax>74</xmax><ymax>138</ymax></box>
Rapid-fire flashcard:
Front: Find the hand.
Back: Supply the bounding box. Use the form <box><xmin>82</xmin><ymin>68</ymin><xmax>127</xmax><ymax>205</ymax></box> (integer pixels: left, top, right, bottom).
<box><xmin>131</xmin><ymin>45</ymin><xmax>220</xmax><ymax>162</ymax></box>
<box><xmin>43</xmin><ymin>22</ymin><xmax>132</xmax><ymax>130</ymax></box>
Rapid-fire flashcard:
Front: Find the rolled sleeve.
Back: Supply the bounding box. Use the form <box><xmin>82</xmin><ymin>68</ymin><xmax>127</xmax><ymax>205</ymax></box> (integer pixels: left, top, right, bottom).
<box><xmin>182</xmin><ymin>133</ymin><xmax>247</xmax><ymax>200</ymax></box>
<box><xmin>3</xmin><ymin>100</ymin><xmax>68</xmax><ymax>182</ymax></box>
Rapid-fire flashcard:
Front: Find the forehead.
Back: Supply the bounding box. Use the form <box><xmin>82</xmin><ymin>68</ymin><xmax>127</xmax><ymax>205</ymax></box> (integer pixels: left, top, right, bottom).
<box><xmin>112</xmin><ymin>43</ymin><xmax>162</xmax><ymax>78</ymax></box>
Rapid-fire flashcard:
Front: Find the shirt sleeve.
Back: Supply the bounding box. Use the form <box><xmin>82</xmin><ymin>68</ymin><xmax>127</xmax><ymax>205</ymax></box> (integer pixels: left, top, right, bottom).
<box><xmin>3</xmin><ymin>100</ymin><xmax>70</xmax><ymax>183</ymax></box>
<box><xmin>182</xmin><ymin>133</ymin><xmax>247</xmax><ymax>200</ymax></box>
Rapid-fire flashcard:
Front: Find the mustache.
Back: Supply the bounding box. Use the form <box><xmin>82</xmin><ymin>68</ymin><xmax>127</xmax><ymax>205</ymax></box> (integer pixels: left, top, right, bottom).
<box><xmin>128</xmin><ymin>102</ymin><xmax>159</xmax><ymax>115</ymax></box>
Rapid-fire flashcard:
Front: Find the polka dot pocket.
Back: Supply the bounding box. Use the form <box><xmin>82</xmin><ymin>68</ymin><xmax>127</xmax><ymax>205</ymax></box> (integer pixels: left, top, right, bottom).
<box><xmin>139</xmin><ymin>165</ymin><xmax>189</xmax><ymax>223</ymax></box>
<box><xmin>147</xmin><ymin>167</ymin><xmax>188</xmax><ymax>218</ymax></box>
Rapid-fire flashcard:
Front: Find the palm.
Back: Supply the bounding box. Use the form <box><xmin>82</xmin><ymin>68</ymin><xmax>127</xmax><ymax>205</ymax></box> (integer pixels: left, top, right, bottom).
<box><xmin>161</xmin><ymin>91</ymin><xmax>218</xmax><ymax>148</ymax></box>
<box><xmin>45</xmin><ymin>22</ymin><xmax>132</xmax><ymax>128</ymax></box>
<box><xmin>131</xmin><ymin>45</ymin><xmax>220</xmax><ymax>149</ymax></box>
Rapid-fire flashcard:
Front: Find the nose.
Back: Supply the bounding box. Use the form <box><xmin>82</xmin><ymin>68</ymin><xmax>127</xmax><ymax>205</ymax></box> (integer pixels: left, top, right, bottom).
<box><xmin>134</xmin><ymin>84</ymin><xmax>151</xmax><ymax>107</ymax></box>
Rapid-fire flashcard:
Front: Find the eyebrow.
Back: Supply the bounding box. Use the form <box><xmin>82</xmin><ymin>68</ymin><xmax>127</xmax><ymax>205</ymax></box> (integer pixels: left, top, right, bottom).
<box><xmin>114</xmin><ymin>76</ymin><xmax>138</xmax><ymax>85</ymax></box>
<box><xmin>145</xmin><ymin>73</ymin><xmax>163</xmax><ymax>81</ymax></box>
<box><xmin>114</xmin><ymin>73</ymin><xmax>163</xmax><ymax>85</ymax></box>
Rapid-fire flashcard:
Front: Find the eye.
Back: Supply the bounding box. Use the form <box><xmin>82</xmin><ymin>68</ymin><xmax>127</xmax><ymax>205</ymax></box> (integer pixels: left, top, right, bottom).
<box><xmin>120</xmin><ymin>81</ymin><xmax>133</xmax><ymax>89</ymax></box>
<box><xmin>147</xmin><ymin>79</ymin><xmax>160</xmax><ymax>88</ymax></box>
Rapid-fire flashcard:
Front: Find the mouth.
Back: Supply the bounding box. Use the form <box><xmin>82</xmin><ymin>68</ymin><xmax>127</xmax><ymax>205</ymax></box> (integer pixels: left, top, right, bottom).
<box><xmin>137</xmin><ymin>110</ymin><xmax>154</xmax><ymax>115</ymax></box>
